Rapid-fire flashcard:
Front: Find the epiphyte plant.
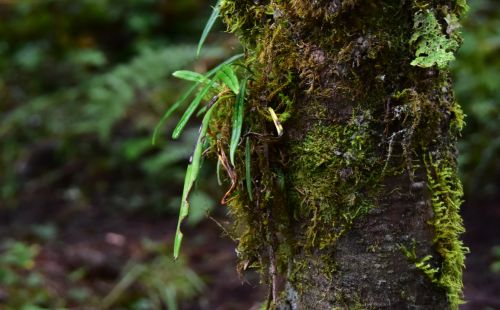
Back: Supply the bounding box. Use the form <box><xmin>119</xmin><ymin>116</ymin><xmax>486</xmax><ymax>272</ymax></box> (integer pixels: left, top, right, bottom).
<box><xmin>152</xmin><ymin>0</ymin><xmax>251</xmax><ymax>258</ymax></box>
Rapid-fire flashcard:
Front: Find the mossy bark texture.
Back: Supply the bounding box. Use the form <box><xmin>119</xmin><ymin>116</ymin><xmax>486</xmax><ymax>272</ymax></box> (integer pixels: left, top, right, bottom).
<box><xmin>218</xmin><ymin>1</ymin><xmax>468</xmax><ymax>309</ymax></box>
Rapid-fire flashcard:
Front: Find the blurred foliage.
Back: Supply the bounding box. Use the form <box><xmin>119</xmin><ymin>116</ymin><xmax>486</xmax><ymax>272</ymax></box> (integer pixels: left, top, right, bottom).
<box><xmin>0</xmin><ymin>240</ymin><xmax>55</xmax><ymax>309</ymax></box>
<box><xmin>492</xmin><ymin>245</ymin><xmax>500</xmax><ymax>273</ymax></box>
<box><xmin>0</xmin><ymin>1</ymin><xmax>224</xmax><ymax>305</ymax></box>
<box><xmin>0</xmin><ymin>238</ymin><xmax>203</xmax><ymax>309</ymax></box>
<box><xmin>453</xmin><ymin>0</ymin><xmax>500</xmax><ymax>197</ymax></box>
<box><xmin>102</xmin><ymin>239</ymin><xmax>205</xmax><ymax>310</ymax></box>
<box><xmin>0</xmin><ymin>0</ymin><xmax>226</xmax><ymax>212</ymax></box>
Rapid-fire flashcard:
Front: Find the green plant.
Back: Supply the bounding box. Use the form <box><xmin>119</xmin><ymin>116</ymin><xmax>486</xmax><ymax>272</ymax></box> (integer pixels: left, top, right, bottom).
<box><xmin>0</xmin><ymin>0</ymin><xmax>226</xmax><ymax>213</ymax></box>
<box><xmin>162</xmin><ymin>58</ymin><xmax>249</xmax><ymax>258</ymax></box>
<box><xmin>0</xmin><ymin>240</ymin><xmax>56</xmax><ymax>309</ymax></box>
<box><xmin>0</xmin><ymin>44</ymin><xmax>225</xmax><ymax>213</ymax></box>
<box><xmin>102</xmin><ymin>240</ymin><xmax>204</xmax><ymax>310</ymax></box>
<box><xmin>491</xmin><ymin>246</ymin><xmax>500</xmax><ymax>273</ymax></box>
<box><xmin>453</xmin><ymin>0</ymin><xmax>500</xmax><ymax>196</ymax></box>
<box><xmin>147</xmin><ymin>0</ymin><xmax>258</xmax><ymax>259</ymax></box>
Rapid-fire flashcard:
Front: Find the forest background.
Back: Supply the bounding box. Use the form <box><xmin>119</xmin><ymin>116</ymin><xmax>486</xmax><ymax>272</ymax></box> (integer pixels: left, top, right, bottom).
<box><xmin>0</xmin><ymin>0</ymin><xmax>498</xmax><ymax>309</ymax></box>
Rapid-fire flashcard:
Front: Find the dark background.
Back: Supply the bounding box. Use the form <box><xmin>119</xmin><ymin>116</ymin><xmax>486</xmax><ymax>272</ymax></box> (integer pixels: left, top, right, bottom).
<box><xmin>0</xmin><ymin>1</ymin><xmax>498</xmax><ymax>309</ymax></box>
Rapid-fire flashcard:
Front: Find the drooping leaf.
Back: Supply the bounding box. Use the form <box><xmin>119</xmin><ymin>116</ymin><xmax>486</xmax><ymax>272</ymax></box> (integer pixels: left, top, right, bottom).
<box><xmin>172</xmin><ymin>78</ymin><xmax>216</xmax><ymax>139</ymax></box>
<box><xmin>197</xmin><ymin>0</ymin><xmax>221</xmax><ymax>57</ymax></box>
<box><xmin>245</xmin><ymin>137</ymin><xmax>253</xmax><ymax>201</ymax></box>
<box><xmin>174</xmin><ymin>163</ymin><xmax>193</xmax><ymax>259</ymax></box>
<box><xmin>173</xmin><ymin>70</ymin><xmax>209</xmax><ymax>83</ymax></box>
<box><xmin>174</xmin><ymin>102</ymin><xmax>218</xmax><ymax>259</ymax></box>
<box><xmin>230</xmin><ymin>79</ymin><xmax>247</xmax><ymax>165</ymax></box>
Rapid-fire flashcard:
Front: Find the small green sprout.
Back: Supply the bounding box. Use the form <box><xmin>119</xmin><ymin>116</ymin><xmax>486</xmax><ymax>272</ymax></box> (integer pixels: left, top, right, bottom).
<box><xmin>268</xmin><ymin>107</ymin><xmax>283</xmax><ymax>137</ymax></box>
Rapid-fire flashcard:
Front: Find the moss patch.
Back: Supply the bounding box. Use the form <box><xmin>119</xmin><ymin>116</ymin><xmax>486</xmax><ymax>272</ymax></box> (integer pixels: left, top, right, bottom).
<box><xmin>425</xmin><ymin>157</ymin><xmax>468</xmax><ymax>310</ymax></box>
<box><xmin>288</xmin><ymin>112</ymin><xmax>380</xmax><ymax>250</ymax></box>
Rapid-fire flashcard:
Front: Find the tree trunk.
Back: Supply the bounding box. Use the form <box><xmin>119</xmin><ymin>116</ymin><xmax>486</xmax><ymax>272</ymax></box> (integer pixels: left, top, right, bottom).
<box><xmin>219</xmin><ymin>1</ymin><xmax>468</xmax><ymax>309</ymax></box>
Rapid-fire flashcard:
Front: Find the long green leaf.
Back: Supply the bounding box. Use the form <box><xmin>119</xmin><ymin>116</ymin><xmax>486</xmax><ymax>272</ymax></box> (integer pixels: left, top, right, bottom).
<box><xmin>173</xmin><ymin>70</ymin><xmax>209</xmax><ymax>83</ymax></box>
<box><xmin>197</xmin><ymin>0</ymin><xmax>221</xmax><ymax>57</ymax></box>
<box><xmin>151</xmin><ymin>54</ymin><xmax>243</xmax><ymax>145</ymax></box>
<box><xmin>174</xmin><ymin>102</ymin><xmax>218</xmax><ymax>259</ymax></box>
<box><xmin>218</xmin><ymin>65</ymin><xmax>239</xmax><ymax>94</ymax></box>
<box><xmin>245</xmin><ymin>137</ymin><xmax>253</xmax><ymax>201</ymax></box>
<box><xmin>173</xmin><ymin>164</ymin><xmax>193</xmax><ymax>259</ymax></box>
<box><xmin>172</xmin><ymin>78</ymin><xmax>216</xmax><ymax>139</ymax></box>
<box><xmin>230</xmin><ymin>79</ymin><xmax>247</xmax><ymax>165</ymax></box>
<box><xmin>152</xmin><ymin>83</ymin><xmax>198</xmax><ymax>145</ymax></box>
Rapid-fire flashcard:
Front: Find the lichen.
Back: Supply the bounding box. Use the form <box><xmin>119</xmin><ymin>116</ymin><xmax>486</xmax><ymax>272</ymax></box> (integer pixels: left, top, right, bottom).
<box><xmin>409</xmin><ymin>10</ymin><xmax>460</xmax><ymax>69</ymax></box>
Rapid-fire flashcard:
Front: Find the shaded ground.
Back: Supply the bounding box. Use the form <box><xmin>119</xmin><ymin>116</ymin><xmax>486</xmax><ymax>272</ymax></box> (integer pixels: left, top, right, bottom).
<box><xmin>462</xmin><ymin>198</ymin><xmax>500</xmax><ymax>310</ymax></box>
<box><xmin>0</xmin><ymin>198</ymin><xmax>265</xmax><ymax>309</ymax></box>
<box><xmin>0</xmin><ymin>193</ymin><xmax>498</xmax><ymax>309</ymax></box>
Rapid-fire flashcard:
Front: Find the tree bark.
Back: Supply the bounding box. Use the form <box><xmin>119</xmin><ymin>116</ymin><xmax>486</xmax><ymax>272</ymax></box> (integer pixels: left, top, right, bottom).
<box><xmin>219</xmin><ymin>1</ymin><xmax>468</xmax><ymax>309</ymax></box>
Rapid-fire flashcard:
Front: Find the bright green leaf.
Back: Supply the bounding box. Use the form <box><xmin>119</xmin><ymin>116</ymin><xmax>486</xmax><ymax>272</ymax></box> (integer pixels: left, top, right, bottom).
<box><xmin>230</xmin><ymin>78</ymin><xmax>247</xmax><ymax>165</ymax></box>
<box><xmin>173</xmin><ymin>70</ymin><xmax>209</xmax><ymax>83</ymax></box>
<box><xmin>173</xmin><ymin>102</ymin><xmax>218</xmax><ymax>259</ymax></box>
<box><xmin>172</xmin><ymin>78</ymin><xmax>216</xmax><ymax>139</ymax></box>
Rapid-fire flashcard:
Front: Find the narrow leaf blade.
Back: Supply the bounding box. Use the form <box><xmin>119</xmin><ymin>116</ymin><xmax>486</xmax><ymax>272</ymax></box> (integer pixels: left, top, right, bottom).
<box><xmin>152</xmin><ymin>83</ymin><xmax>199</xmax><ymax>145</ymax></box>
<box><xmin>173</xmin><ymin>103</ymin><xmax>218</xmax><ymax>258</ymax></box>
<box><xmin>197</xmin><ymin>0</ymin><xmax>221</xmax><ymax>57</ymax></box>
<box><xmin>230</xmin><ymin>79</ymin><xmax>247</xmax><ymax>165</ymax></box>
<box><xmin>216</xmin><ymin>157</ymin><xmax>223</xmax><ymax>186</ymax></box>
<box><xmin>174</xmin><ymin>164</ymin><xmax>194</xmax><ymax>259</ymax></box>
<box><xmin>173</xmin><ymin>70</ymin><xmax>209</xmax><ymax>83</ymax></box>
<box><xmin>172</xmin><ymin>78</ymin><xmax>215</xmax><ymax>139</ymax></box>
<box><xmin>206</xmin><ymin>53</ymin><xmax>244</xmax><ymax>77</ymax></box>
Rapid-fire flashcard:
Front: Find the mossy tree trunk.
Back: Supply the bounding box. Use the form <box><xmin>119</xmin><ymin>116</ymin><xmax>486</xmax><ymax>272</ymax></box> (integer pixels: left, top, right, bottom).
<box><xmin>218</xmin><ymin>1</ymin><xmax>468</xmax><ymax>309</ymax></box>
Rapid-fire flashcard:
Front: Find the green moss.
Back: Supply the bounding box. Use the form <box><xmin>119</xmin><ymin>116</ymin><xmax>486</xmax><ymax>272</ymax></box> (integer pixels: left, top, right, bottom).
<box><xmin>288</xmin><ymin>111</ymin><xmax>380</xmax><ymax>250</ymax></box>
<box><xmin>424</xmin><ymin>157</ymin><xmax>468</xmax><ymax>310</ymax></box>
<box><xmin>401</xmin><ymin>243</ymin><xmax>439</xmax><ymax>283</ymax></box>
